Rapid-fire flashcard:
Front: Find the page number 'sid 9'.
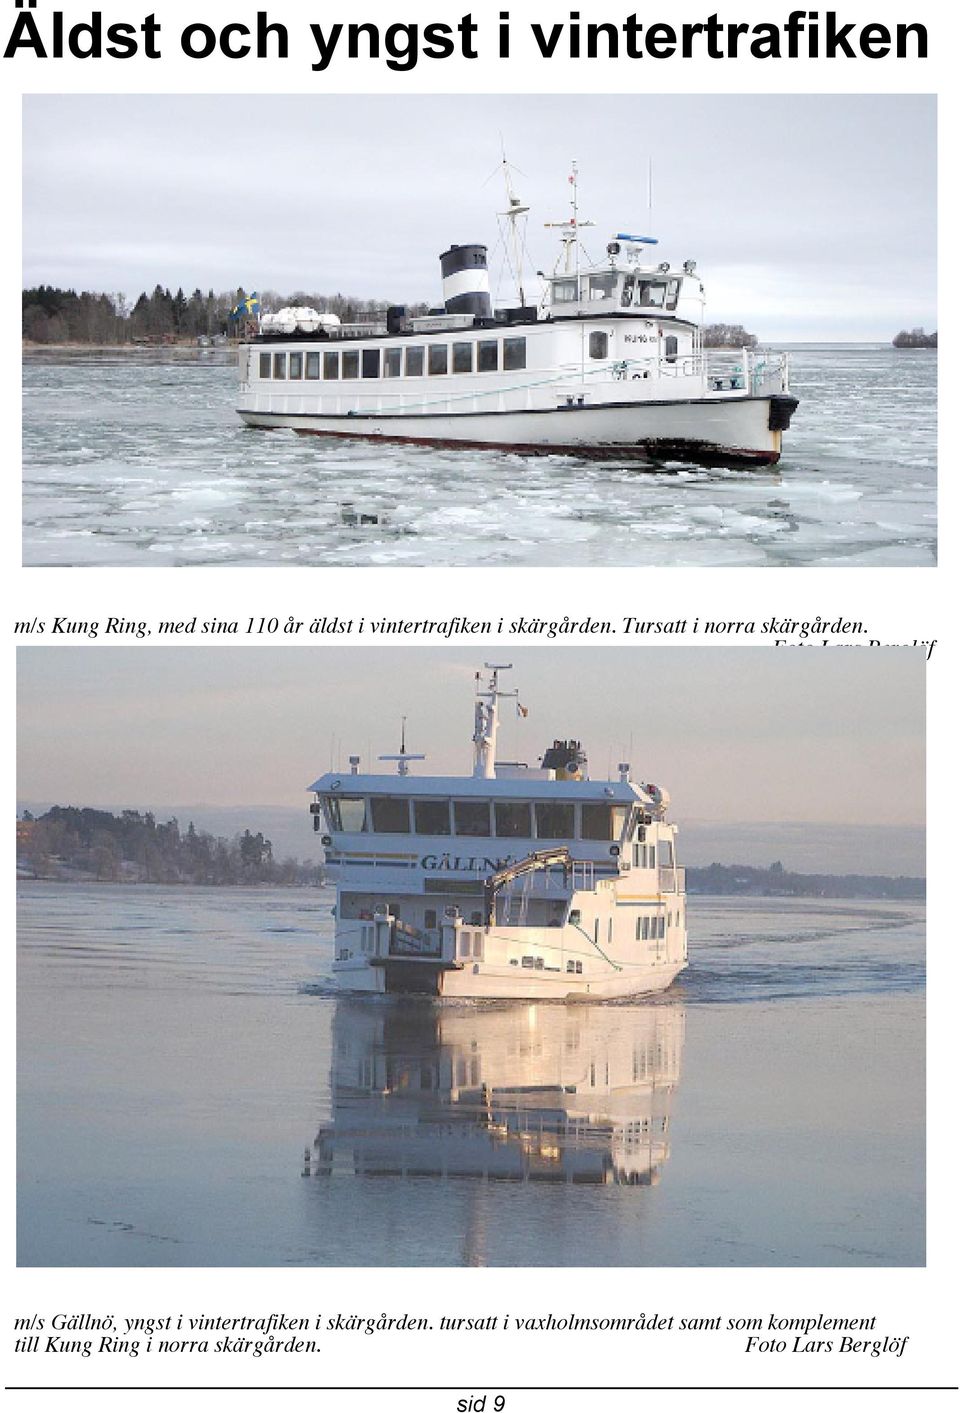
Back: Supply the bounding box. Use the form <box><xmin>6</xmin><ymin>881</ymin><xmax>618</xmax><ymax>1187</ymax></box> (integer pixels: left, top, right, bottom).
<box><xmin>457</xmin><ymin>1396</ymin><xmax>506</xmax><ymax>1411</ymax></box>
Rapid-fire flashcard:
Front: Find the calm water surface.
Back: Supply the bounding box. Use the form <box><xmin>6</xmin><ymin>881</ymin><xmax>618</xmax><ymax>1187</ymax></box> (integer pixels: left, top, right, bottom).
<box><xmin>17</xmin><ymin>883</ymin><xmax>924</xmax><ymax>1266</ymax></box>
<box><xmin>22</xmin><ymin>345</ymin><xmax>936</xmax><ymax>567</ymax></box>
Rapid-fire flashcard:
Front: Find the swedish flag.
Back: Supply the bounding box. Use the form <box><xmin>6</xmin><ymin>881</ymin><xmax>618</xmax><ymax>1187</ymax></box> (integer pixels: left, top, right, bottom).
<box><xmin>229</xmin><ymin>292</ymin><xmax>260</xmax><ymax>321</ymax></box>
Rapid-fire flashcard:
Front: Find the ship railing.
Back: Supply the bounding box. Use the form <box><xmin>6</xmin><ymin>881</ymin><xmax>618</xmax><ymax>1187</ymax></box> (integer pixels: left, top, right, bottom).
<box><xmin>658</xmin><ymin>865</ymin><xmax>685</xmax><ymax>894</ymax></box>
<box><xmin>706</xmin><ymin>348</ymin><xmax>790</xmax><ymax>397</ymax></box>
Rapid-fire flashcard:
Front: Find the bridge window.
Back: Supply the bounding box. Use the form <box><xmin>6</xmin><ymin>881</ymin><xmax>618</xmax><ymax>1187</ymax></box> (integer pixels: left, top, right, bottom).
<box><xmin>587</xmin><ymin>272</ymin><xmax>617</xmax><ymax>301</ymax></box>
<box><xmin>636</xmin><ymin>281</ymin><xmax>666</xmax><ymax>309</ymax></box>
<box><xmin>429</xmin><ymin>344</ymin><xmax>449</xmax><ymax>375</ymax></box>
<box><xmin>323</xmin><ymin>795</ymin><xmax>366</xmax><ymax>832</ymax></box>
<box><xmin>362</xmin><ymin>348</ymin><xmax>380</xmax><ymax>379</ymax></box>
<box><xmin>370</xmin><ymin>796</ymin><xmax>410</xmax><ymax>833</ymax></box>
<box><xmin>580</xmin><ymin>803</ymin><xmax>629</xmax><ymax>841</ymax></box>
<box><xmin>478</xmin><ymin>340</ymin><xmax>499</xmax><ymax>372</ymax></box>
<box><xmin>342</xmin><ymin>350</ymin><xmax>360</xmax><ymax>379</ymax></box>
<box><xmin>323</xmin><ymin>351</ymin><xmax>339</xmax><ymax>379</ymax></box>
<box><xmin>272</xmin><ymin>352</ymin><xmax>286</xmax><ymax>379</ymax></box>
<box><xmin>384</xmin><ymin>348</ymin><xmax>402</xmax><ymax>378</ymax></box>
<box><xmin>289</xmin><ymin>352</ymin><xmax>303</xmax><ymax>379</ymax></box>
<box><xmin>259</xmin><ymin>352</ymin><xmax>271</xmax><ymax>378</ymax></box>
<box><xmin>306</xmin><ymin>351</ymin><xmax>321</xmax><ymax>379</ymax></box>
<box><xmin>454</xmin><ymin>800</ymin><xmax>491</xmax><ymax>836</ymax></box>
<box><xmin>414</xmin><ymin>800</ymin><xmax>451</xmax><ymax>835</ymax></box>
<box><xmin>452</xmin><ymin>342</ymin><xmax>473</xmax><ymax>374</ymax></box>
<box><xmin>589</xmin><ymin>331</ymin><xmax>609</xmax><ymax>360</ymax></box>
<box><xmin>405</xmin><ymin>345</ymin><xmax>424</xmax><ymax>376</ymax></box>
<box><xmin>553</xmin><ymin>278</ymin><xmax>579</xmax><ymax>303</ymax></box>
<box><xmin>494</xmin><ymin>802</ymin><xmax>532</xmax><ymax>838</ymax></box>
<box><xmin>503</xmin><ymin>337</ymin><xmax>526</xmax><ymax>371</ymax></box>
<box><xmin>535</xmin><ymin>802</ymin><xmax>574</xmax><ymax>839</ymax></box>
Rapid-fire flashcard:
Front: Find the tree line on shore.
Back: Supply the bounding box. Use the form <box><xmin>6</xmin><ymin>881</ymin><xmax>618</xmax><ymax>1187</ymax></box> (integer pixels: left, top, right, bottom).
<box><xmin>17</xmin><ymin>806</ymin><xmax>320</xmax><ymax>886</ymax></box>
<box><xmin>21</xmin><ymin>285</ymin><xmax>412</xmax><ymax>345</ymax></box>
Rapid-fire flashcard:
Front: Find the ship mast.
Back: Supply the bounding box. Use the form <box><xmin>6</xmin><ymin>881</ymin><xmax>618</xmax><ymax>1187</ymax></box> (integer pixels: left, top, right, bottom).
<box><xmin>544</xmin><ymin>160</ymin><xmax>595</xmax><ymax>277</ymax></box>
<box><xmin>473</xmin><ymin>664</ymin><xmax>518</xmax><ymax>779</ymax></box>
<box><xmin>498</xmin><ymin>150</ymin><xmax>530</xmax><ymax>307</ymax></box>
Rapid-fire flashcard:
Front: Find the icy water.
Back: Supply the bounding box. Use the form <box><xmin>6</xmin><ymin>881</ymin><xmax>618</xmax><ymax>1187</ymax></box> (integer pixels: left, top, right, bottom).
<box><xmin>17</xmin><ymin>883</ymin><xmax>924</xmax><ymax>1266</ymax></box>
<box><xmin>22</xmin><ymin>345</ymin><xmax>936</xmax><ymax>567</ymax></box>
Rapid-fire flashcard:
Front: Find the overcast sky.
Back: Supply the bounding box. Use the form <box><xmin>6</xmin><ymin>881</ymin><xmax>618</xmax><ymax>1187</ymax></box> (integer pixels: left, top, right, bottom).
<box><xmin>17</xmin><ymin>647</ymin><xmax>924</xmax><ymax>835</ymax></box>
<box><xmin>22</xmin><ymin>94</ymin><xmax>936</xmax><ymax>340</ymax></box>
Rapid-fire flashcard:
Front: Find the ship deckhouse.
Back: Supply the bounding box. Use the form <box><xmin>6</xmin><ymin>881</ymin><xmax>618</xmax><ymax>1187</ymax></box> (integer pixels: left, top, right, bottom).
<box><xmin>309</xmin><ymin>666</ymin><xmax>688</xmax><ymax>999</ymax></box>
<box><xmin>238</xmin><ymin>169</ymin><xmax>797</xmax><ymax>466</ymax></box>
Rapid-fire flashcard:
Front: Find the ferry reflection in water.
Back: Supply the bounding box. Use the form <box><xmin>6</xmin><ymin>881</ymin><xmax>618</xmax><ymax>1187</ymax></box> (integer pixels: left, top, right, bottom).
<box><xmin>305</xmin><ymin>999</ymin><xmax>684</xmax><ymax>1186</ymax></box>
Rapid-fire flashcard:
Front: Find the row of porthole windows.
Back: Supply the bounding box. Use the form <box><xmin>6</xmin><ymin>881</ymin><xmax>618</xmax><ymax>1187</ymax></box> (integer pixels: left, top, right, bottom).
<box><xmin>258</xmin><ymin>337</ymin><xmax>527</xmax><ymax>383</ymax></box>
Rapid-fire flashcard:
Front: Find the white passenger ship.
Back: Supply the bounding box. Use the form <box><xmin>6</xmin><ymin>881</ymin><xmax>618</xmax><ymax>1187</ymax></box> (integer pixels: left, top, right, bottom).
<box><xmin>239</xmin><ymin>169</ymin><xmax>797</xmax><ymax>466</ymax></box>
<box><xmin>309</xmin><ymin>666</ymin><xmax>688</xmax><ymax>999</ymax></box>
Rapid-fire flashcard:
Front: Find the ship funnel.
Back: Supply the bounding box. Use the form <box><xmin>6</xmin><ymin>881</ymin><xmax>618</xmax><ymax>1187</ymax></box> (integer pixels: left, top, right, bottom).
<box><xmin>440</xmin><ymin>244</ymin><xmax>492</xmax><ymax>318</ymax></box>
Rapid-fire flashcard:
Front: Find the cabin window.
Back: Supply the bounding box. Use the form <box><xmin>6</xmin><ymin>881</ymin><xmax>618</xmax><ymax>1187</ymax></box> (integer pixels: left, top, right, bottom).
<box><xmin>362</xmin><ymin>348</ymin><xmax>380</xmax><ymax>379</ymax></box>
<box><xmin>370</xmin><ymin>796</ymin><xmax>410</xmax><ymax>833</ymax></box>
<box><xmin>454</xmin><ymin>800</ymin><xmax>490</xmax><ymax>836</ymax></box>
<box><xmin>258</xmin><ymin>352</ymin><xmax>271</xmax><ymax>378</ymax></box>
<box><xmin>636</xmin><ymin>281</ymin><xmax>666</xmax><ymax>309</ymax></box>
<box><xmin>503</xmin><ymin>337</ymin><xmax>526</xmax><ymax>371</ymax></box>
<box><xmin>405</xmin><ymin>345</ymin><xmax>424</xmax><ymax>376</ymax></box>
<box><xmin>424</xmin><ymin>909</ymin><xmax>438</xmax><ymax>929</ymax></box>
<box><xmin>666</xmin><ymin>279</ymin><xmax>681</xmax><ymax>310</ymax></box>
<box><xmin>384</xmin><ymin>348</ymin><xmax>402</xmax><ymax>378</ymax></box>
<box><xmin>569</xmin><ymin>909</ymin><xmax>581</xmax><ymax>925</ymax></box>
<box><xmin>289</xmin><ymin>352</ymin><xmax>303</xmax><ymax>379</ymax></box>
<box><xmin>323</xmin><ymin>795</ymin><xmax>365</xmax><ymax>832</ymax></box>
<box><xmin>621</xmin><ymin>275</ymin><xmax>635</xmax><ymax>308</ymax></box>
<box><xmin>305</xmin><ymin>351</ymin><xmax>321</xmax><ymax>379</ymax></box>
<box><xmin>272</xmin><ymin>352</ymin><xmax>286</xmax><ymax>379</ymax></box>
<box><xmin>478</xmin><ymin>340</ymin><xmax>499</xmax><ymax>372</ymax></box>
<box><xmin>659</xmin><ymin>839</ymin><xmax>674</xmax><ymax>867</ymax></box>
<box><xmin>535</xmin><ymin>802</ymin><xmax>575</xmax><ymax>839</ymax></box>
<box><xmin>414</xmin><ymin>800</ymin><xmax>451</xmax><ymax>836</ymax></box>
<box><xmin>494</xmin><ymin>802</ymin><xmax>532</xmax><ymax>838</ymax></box>
<box><xmin>452</xmin><ymin>342</ymin><xmax>473</xmax><ymax>374</ymax></box>
<box><xmin>552</xmin><ymin>278</ymin><xmax>578</xmax><ymax>303</ymax></box>
<box><xmin>664</xmin><ymin>335</ymin><xmax>678</xmax><ymax>364</ymax></box>
<box><xmin>428</xmin><ymin>344</ymin><xmax>449</xmax><ymax>375</ymax></box>
<box><xmin>566</xmin><ymin>959</ymin><xmax>583</xmax><ymax>974</ymax></box>
<box><xmin>342</xmin><ymin>350</ymin><xmax>360</xmax><ymax>379</ymax></box>
<box><xmin>323</xmin><ymin>351</ymin><xmax>339</xmax><ymax>380</ymax></box>
<box><xmin>589</xmin><ymin>331</ymin><xmax>609</xmax><ymax>360</ymax></box>
<box><xmin>587</xmin><ymin>272</ymin><xmax>617</xmax><ymax>301</ymax></box>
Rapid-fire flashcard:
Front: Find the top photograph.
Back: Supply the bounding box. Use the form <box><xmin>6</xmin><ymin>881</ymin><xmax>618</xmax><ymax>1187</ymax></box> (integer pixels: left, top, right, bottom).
<box><xmin>22</xmin><ymin>93</ymin><xmax>936</xmax><ymax>568</ymax></box>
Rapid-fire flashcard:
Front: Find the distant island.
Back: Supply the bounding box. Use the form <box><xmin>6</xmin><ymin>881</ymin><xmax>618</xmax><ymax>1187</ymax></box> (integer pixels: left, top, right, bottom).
<box><xmin>17</xmin><ymin>808</ymin><xmax>923</xmax><ymax>900</ymax></box>
<box><xmin>893</xmin><ymin>328</ymin><xmax>937</xmax><ymax>348</ymax></box>
<box><xmin>687</xmin><ymin>860</ymin><xmax>923</xmax><ymax>900</ymax></box>
<box><xmin>701</xmin><ymin>323</ymin><xmax>758</xmax><ymax>350</ymax></box>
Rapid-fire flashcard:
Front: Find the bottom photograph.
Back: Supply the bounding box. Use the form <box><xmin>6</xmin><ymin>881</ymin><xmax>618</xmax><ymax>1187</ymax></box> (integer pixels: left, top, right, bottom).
<box><xmin>16</xmin><ymin>645</ymin><xmax>925</xmax><ymax>1266</ymax></box>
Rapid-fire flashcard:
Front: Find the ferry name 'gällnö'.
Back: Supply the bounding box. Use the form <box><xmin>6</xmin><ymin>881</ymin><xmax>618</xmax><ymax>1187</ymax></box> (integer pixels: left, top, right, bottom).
<box><xmin>238</xmin><ymin>167</ymin><xmax>798</xmax><ymax>466</ymax></box>
<box><xmin>309</xmin><ymin>665</ymin><xmax>688</xmax><ymax>999</ymax></box>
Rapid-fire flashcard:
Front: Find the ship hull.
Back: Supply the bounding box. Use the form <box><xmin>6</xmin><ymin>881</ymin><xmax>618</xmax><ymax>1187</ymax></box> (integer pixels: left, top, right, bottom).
<box><xmin>238</xmin><ymin>395</ymin><xmax>791</xmax><ymax>467</ymax></box>
<box><xmin>333</xmin><ymin>957</ymin><xmax>687</xmax><ymax>1001</ymax></box>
